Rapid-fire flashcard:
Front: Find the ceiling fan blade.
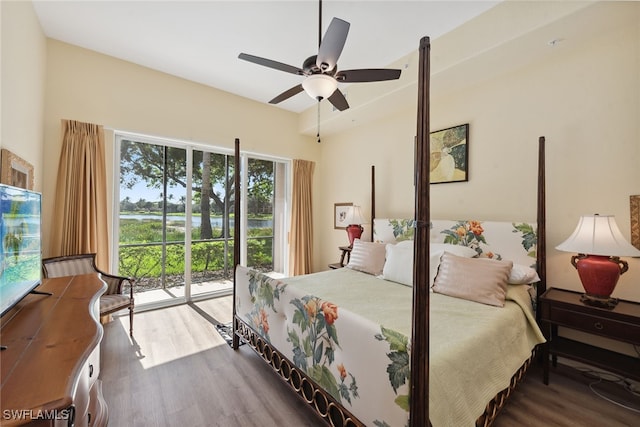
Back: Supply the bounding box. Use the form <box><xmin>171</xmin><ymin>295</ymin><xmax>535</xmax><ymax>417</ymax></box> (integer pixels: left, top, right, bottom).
<box><xmin>316</xmin><ymin>18</ymin><xmax>350</xmax><ymax>72</ymax></box>
<box><xmin>336</xmin><ymin>69</ymin><xmax>401</xmax><ymax>83</ymax></box>
<box><xmin>269</xmin><ymin>84</ymin><xmax>305</xmax><ymax>104</ymax></box>
<box><xmin>327</xmin><ymin>89</ymin><xmax>349</xmax><ymax>111</ymax></box>
<box><xmin>238</xmin><ymin>53</ymin><xmax>304</xmax><ymax>75</ymax></box>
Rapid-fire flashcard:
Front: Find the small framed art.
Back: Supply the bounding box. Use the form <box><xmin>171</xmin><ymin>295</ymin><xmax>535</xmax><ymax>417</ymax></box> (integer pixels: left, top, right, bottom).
<box><xmin>430</xmin><ymin>123</ymin><xmax>469</xmax><ymax>184</ymax></box>
<box><xmin>1</xmin><ymin>149</ymin><xmax>34</xmax><ymax>190</ymax></box>
<box><xmin>334</xmin><ymin>203</ymin><xmax>353</xmax><ymax>229</ymax></box>
<box><xmin>631</xmin><ymin>195</ymin><xmax>640</xmax><ymax>250</ymax></box>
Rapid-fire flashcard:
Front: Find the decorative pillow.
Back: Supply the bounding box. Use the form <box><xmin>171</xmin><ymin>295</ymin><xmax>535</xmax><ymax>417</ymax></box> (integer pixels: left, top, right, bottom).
<box><xmin>429</xmin><ymin>244</ymin><xmax>477</xmax><ymax>287</ymax></box>
<box><xmin>430</xmin><ymin>243</ymin><xmax>477</xmax><ymax>258</ymax></box>
<box><xmin>432</xmin><ymin>252</ymin><xmax>513</xmax><ymax>307</ymax></box>
<box><xmin>346</xmin><ymin>239</ymin><xmax>387</xmax><ymax>276</ymax></box>
<box><xmin>509</xmin><ymin>264</ymin><xmax>540</xmax><ymax>284</ymax></box>
<box><xmin>381</xmin><ymin>242</ymin><xmax>476</xmax><ymax>287</ymax></box>
<box><xmin>382</xmin><ymin>241</ymin><xmax>413</xmax><ymax>286</ymax></box>
<box><xmin>395</xmin><ymin>239</ymin><xmax>414</xmax><ymax>249</ymax></box>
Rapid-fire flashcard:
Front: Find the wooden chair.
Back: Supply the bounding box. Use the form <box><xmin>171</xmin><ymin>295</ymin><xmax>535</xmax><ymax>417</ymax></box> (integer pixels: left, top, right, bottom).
<box><xmin>42</xmin><ymin>253</ymin><xmax>135</xmax><ymax>337</ymax></box>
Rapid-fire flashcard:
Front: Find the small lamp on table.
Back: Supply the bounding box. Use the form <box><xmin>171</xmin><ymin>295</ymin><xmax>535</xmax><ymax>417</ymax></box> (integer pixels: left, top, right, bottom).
<box><xmin>556</xmin><ymin>214</ymin><xmax>640</xmax><ymax>308</ymax></box>
<box><xmin>344</xmin><ymin>205</ymin><xmax>366</xmax><ymax>247</ymax></box>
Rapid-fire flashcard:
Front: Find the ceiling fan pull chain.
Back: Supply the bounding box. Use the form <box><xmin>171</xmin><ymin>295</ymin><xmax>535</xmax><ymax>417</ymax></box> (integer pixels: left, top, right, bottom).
<box><xmin>317</xmin><ymin>101</ymin><xmax>321</xmax><ymax>143</ymax></box>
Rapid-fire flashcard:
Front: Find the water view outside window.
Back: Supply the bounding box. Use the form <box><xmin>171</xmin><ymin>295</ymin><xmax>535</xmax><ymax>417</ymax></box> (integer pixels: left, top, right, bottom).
<box><xmin>116</xmin><ymin>137</ymin><xmax>282</xmax><ymax>305</ymax></box>
<box><xmin>118</xmin><ymin>141</ymin><xmax>188</xmax><ymax>296</ymax></box>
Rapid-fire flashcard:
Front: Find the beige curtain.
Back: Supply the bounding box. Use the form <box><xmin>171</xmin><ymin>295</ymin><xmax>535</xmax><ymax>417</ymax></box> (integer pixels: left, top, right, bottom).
<box><xmin>50</xmin><ymin>120</ymin><xmax>110</xmax><ymax>270</ymax></box>
<box><xmin>289</xmin><ymin>159</ymin><xmax>315</xmax><ymax>276</ymax></box>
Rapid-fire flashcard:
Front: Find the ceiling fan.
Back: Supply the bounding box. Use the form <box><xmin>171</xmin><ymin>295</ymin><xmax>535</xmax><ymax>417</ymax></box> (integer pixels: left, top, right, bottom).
<box><xmin>237</xmin><ymin>0</ymin><xmax>401</xmax><ymax>112</ymax></box>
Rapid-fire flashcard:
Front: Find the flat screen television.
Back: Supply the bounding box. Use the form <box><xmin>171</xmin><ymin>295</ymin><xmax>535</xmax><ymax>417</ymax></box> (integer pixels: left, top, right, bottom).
<box><xmin>0</xmin><ymin>184</ymin><xmax>42</xmax><ymax>318</ymax></box>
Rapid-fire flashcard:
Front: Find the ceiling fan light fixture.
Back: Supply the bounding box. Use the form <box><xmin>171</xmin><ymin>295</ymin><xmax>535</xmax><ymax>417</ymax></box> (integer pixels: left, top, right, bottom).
<box><xmin>302</xmin><ymin>74</ymin><xmax>338</xmax><ymax>100</ymax></box>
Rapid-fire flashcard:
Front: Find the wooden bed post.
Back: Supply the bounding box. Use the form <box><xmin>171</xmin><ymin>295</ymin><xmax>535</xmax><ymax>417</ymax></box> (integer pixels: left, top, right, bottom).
<box><xmin>371</xmin><ymin>165</ymin><xmax>375</xmax><ymax>238</ymax></box>
<box><xmin>410</xmin><ymin>35</ymin><xmax>431</xmax><ymax>427</ymax></box>
<box><xmin>537</xmin><ymin>136</ymin><xmax>547</xmax><ymax>299</ymax></box>
<box><xmin>232</xmin><ymin>138</ymin><xmax>241</xmax><ymax>349</ymax></box>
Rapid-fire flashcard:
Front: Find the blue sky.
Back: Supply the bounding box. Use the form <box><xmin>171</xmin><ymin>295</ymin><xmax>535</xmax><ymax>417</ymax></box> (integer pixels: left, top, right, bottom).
<box><xmin>120</xmin><ymin>181</ymin><xmax>184</xmax><ymax>204</ymax></box>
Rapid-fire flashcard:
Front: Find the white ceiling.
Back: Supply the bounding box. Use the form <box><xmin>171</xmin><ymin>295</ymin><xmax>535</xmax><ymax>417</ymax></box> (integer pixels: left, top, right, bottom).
<box><xmin>32</xmin><ymin>0</ymin><xmax>501</xmax><ymax>113</ymax></box>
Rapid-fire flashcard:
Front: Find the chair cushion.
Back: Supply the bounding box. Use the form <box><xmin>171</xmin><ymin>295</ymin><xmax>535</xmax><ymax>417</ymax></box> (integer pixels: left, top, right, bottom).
<box><xmin>100</xmin><ymin>295</ymin><xmax>131</xmax><ymax>314</ymax></box>
<box><xmin>44</xmin><ymin>258</ymin><xmax>95</xmax><ymax>277</ymax></box>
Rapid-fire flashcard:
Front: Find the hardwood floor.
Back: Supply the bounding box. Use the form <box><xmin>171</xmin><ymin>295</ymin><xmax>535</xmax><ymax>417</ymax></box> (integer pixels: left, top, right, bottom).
<box><xmin>101</xmin><ymin>297</ymin><xmax>322</xmax><ymax>427</ymax></box>
<box><xmin>101</xmin><ymin>296</ymin><xmax>639</xmax><ymax>427</ymax></box>
<box><xmin>494</xmin><ymin>362</ymin><xmax>639</xmax><ymax>426</ymax></box>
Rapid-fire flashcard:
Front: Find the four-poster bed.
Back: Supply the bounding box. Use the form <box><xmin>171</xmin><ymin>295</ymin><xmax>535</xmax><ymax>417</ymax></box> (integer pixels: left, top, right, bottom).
<box><xmin>231</xmin><ymin>37</ymin><xmax>548</xmax><ymax>426</ymax></box>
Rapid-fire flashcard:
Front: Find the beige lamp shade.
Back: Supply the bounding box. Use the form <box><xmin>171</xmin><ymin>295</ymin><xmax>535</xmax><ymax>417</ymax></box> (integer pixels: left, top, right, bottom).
<box><xmin>344</xmin><ymin>205</ymin><xmax>366</xmax><ymax>225</ymax></box>
<box><xmin>556</xmin><ymin>214</ymin><xmax>640</xmax><ymax>257</ymax></box>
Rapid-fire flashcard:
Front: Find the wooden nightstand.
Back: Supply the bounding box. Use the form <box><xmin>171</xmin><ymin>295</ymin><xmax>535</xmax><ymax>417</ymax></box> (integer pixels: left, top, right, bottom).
<box><xmin>328</xmin><ymin>246</ymin><xmax>352</xmax><ymax>269</ymax></box>
<box><xmin>539</xmin><ymin>287</ymin><xmax>640</xmax><ymax>385</ymax></box>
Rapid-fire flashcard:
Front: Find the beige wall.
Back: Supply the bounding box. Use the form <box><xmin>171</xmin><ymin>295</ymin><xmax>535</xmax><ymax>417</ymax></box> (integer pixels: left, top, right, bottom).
<box><xmin>41</xmin><ymin>40</ymin><xmax>319</xmax><ymax>258</ymax></box>
<box><xmin>0</xmin><ymin>0</ymin><xmax>46</xmax><ymax>190</ymax></box>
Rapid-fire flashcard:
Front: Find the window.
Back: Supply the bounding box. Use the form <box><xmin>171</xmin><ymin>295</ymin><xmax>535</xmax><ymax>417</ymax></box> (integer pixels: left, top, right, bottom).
<box><xmin>114</xmin><ymin>133</ymin><xmax>289</xmax><ymax>308</ymax></box>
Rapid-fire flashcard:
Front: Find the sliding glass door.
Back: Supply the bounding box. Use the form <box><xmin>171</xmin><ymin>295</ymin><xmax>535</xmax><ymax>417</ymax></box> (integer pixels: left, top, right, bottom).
<box><xmin>118</xmin><ymin>141</ymin><xmax>187</xmax><ymax>306</ymax></box>
<box><xmin>115</xmin><ymin>134</ymin><xmax>288</xmax><ymax>308</ymax></box>
<box><xmin>189</xmin><ymin>149</ymin><xmax>235</xmax><ymax>298</ymax></box>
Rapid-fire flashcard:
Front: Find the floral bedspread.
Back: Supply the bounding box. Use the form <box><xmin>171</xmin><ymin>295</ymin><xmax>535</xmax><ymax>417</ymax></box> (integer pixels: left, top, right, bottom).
<box><xmin>235</xmin><ymin>265</ymin><xmax>545</xmax><ymax>427</ymax></box>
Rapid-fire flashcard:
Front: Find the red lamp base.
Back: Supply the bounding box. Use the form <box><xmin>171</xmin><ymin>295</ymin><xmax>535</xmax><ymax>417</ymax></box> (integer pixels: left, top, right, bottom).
<box><xmin>579</xmin><ymin>293</ymin><xmax>619</xmax><ymax>309</ymax></box>
<box><xmin>346</xmin><ymin>224</ymin><xmax>364</xmax><ymax>247</ymax></box>
<box><xmin>571</xmin><ymin>254</ymin><xmax>629</xmax><ymax>309</ymax></box>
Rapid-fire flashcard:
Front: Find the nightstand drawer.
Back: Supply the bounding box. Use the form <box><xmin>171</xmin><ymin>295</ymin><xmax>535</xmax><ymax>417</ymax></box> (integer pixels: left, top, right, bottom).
<box><xmin>548</xmin><ymin>306</ymin><xmax>640</xmax><ymax>344</ymax></box>
<box><xmin>540</xmin><ymin>288</ymin><xmax>640</xmax><ymax>385</ymax></box>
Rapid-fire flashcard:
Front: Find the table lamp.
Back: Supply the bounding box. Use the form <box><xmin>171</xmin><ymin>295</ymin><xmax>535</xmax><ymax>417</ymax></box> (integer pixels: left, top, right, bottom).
<box><xmin>556</xmin><ymin>214</ymin><xmax>640</xmax><ymax>308</ymax></box>
<box><xmin>344</xmin><ymin>205</ymin><xmax>366</xmax><ymax>247</ymax></box>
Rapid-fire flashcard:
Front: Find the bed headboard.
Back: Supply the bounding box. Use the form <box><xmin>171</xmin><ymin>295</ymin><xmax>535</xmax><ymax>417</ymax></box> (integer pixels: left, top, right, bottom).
<box><xmin>373</xmin><ymin>218</ymin><xmax>538</xmax><ymax>270</ymax></box>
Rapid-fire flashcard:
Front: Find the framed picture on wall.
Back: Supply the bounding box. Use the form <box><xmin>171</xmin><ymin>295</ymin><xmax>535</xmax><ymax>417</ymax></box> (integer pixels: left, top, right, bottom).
<box><xmin>334</xmin><ymin>203</ymin><xmax>353</xmax><ymax>229</ymax></box>
<box><xmin>430</xmin><ymin>123</ymin><xmax>469</xmax><ymax>184</ymax></box>
<box><xmin>1</xmin><ymin>149</ymin><xmax>34</xmax><ymax>190</ymax></box>
<box><xmin>631</xmin><ymin>195</ymin><xmax>640</xmax><ymax>250</ymax></box>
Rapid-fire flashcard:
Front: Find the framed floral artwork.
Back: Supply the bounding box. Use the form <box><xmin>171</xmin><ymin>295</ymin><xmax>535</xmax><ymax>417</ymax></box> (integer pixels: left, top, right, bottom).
<box><xmin>430</xmin><ymin>123</ymin><xmax>469</xmax><ymax>184</ymax></box>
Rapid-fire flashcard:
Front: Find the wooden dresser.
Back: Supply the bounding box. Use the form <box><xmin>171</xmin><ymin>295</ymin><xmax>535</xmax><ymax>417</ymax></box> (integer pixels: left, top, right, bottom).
<box><xmin>1</xmin><ymin>274</ymin><xmax>108</xmax><ymax>426</ymax></box>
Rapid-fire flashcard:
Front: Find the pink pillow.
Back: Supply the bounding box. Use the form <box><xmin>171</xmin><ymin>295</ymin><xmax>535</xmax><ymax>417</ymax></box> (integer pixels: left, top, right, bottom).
<box><xmin>346</xmin><ymin>239</ymin><xmax>387</xmax><ymax>276</ymax></box>
<box><xmin>432</xmin><ymin>252</ymin><xmax>513</xmax><ymax>307</ymax></box>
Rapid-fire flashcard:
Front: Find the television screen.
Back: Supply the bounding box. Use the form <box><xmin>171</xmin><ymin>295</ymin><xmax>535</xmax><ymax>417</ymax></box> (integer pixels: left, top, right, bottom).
<box><xmin>0</xmin><ymin>184</ymin><xmax>42</xmax><ymax>317</ymax></box>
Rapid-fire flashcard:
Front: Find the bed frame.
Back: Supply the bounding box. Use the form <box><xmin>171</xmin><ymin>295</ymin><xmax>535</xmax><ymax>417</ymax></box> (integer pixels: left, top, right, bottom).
<box><xmin>231</xmin><ymin>36</ymin><xmax>547</xmax><ymax>427</ymax></box>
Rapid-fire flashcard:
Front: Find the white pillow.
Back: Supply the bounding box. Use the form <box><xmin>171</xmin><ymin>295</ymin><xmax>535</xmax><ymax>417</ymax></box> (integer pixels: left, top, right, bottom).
<box><xmin>430</xmin><ymin>243</ymin><xmax>477</xmax><ymax>258</ymax></box>
<box><xmin>508</xmin><ymin>264</ymin><xmax>540</xmax><ymax>284</ymax></box>
<box><xmin>380</xmin><ymin>242</ymin><xmax>476</xmax><ymax>287</ymax></box>
<box><xmin>395</xmin><ymin>240</ymin><xmax>414</xmax><ymax>248</ymax></box>
<box><xmin>346</xmin><ymin>239</ymin><xmax>387</xmax><ymax>276</ymax></box>
<box><xmin>382</xmin><ymin>242</ymin><xmax>413</xmax><ymax>286</ymax></box>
